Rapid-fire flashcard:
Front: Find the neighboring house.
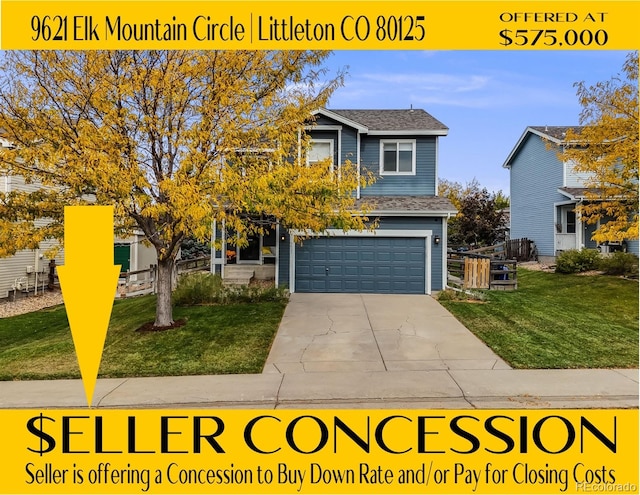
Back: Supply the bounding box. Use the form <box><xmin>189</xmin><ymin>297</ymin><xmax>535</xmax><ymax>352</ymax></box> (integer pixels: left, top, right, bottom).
<box><xmin>503</xmin><ymin>126</ymin><xmax>639</xmax><ymax>262</ymax></box>
<box><xmin>212</xmin><ymin>108</ymin><xmax>456</xmax><ymax>294</ymax></box>
<box><xmin>0</xmin><ymin>138</ymin><xmax>156</xmax><ymax>300</ymax></box>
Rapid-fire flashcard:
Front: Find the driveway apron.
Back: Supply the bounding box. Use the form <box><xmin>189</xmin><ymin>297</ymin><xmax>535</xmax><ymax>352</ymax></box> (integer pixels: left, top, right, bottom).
<box><xmin>263</xmin><ymin>293</ymin><xmax>510</xmax><ymax>374</ymax></box>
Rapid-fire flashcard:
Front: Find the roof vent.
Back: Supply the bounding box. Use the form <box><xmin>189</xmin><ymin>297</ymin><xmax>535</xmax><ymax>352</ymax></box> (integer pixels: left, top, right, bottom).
<box><xmin>409</xmin><ymin>104</ymin><xmax>414</xmax><ymax>113</ymax></box>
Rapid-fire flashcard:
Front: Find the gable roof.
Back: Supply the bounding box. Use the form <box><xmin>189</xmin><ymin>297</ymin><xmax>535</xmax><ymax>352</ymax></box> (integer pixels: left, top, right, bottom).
<box><xmin>313</xmin><ymin>108</ymin><xmax>449</xmax><ymax>136</ymax></box>
<box><xmin>528</xmin><ymin>126</ymin><xmax>584</xmax><ymax>142</ymax></box>
<box><xmin>502</xmin><ymin>125</ymin><xmax>584</xmax><ymax>168</ymax></box>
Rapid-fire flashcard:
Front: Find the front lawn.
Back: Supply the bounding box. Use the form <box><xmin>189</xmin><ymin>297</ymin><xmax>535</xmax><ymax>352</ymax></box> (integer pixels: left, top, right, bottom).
<box><xmin>440</xmin><ymin>269</ymin><xmax>639</xmax><ymax>369</ymax></box>
<box><xmin>0</xmin><ymin>295</ymin><xmax>287</xmax><ymax>380</ymax></box>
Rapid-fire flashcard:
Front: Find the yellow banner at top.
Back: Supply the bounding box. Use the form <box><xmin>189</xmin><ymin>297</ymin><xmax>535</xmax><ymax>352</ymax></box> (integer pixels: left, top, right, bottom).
<box><xmin>1</xmin><ymin>1</ymin><xmax>639</xmax><ymax>50</ymax></box>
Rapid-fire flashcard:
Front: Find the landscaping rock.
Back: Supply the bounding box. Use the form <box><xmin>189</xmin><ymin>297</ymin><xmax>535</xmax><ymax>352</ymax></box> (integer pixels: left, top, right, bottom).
<box><xmin>0</xmin><ymin>290</ymin><xmax>64</xmax><ymax>318</ymax></box>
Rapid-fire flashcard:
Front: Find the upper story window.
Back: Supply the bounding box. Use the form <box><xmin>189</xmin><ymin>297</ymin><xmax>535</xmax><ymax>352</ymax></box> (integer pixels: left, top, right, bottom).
<box><xmin>380</xmin><ymin>139</ymin><xmax>416</xmax><ymax>175</ymax></box>
<box><xmin>307</xmin><ymin>139</ymin><xmax>334</xmax><ymax>170</ymax></box>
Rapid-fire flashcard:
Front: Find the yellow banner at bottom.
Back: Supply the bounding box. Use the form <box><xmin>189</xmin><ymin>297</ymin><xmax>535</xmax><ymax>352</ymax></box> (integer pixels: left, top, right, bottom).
<box><xmin>1</xmin><ymin>409</ymin><xmax>637</xmax><ymax>494</ymax></box>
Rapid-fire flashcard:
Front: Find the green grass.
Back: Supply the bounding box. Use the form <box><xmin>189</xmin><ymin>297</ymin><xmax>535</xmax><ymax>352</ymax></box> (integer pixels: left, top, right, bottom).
<box><xmin>440</xmin><ymin>269</ymin><xmax>639</xmax><ymax>369</ymax></box>
<box><xmin>0</xmin><ymin>295</ymin><xmax>287</xmax><ymax>380</ymax></box>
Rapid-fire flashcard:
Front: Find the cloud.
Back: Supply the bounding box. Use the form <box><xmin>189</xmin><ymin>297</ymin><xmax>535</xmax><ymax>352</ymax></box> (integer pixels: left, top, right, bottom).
<box><xmin>329</xmin><ymin>66</ymin><xmax>577</xmax><ymax>111</ymax></box>
<box><xmin>361</xmin><ymin>73</ymin><xmax>490</xmax><ymax>93</ymax></box>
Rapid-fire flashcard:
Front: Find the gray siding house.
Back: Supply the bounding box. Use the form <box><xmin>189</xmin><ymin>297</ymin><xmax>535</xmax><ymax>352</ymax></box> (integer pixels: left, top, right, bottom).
<box><xmin>1</xmin><ymin>137</ymin><xmax>157</xmax><ymax>300</ymax></box>
<box><xmin>213</xmin><ymin>108</ymin><xmax>456</xmax><ymax>294</ymax></box>
<box><xmin>503</xmin><ymin>126</ymin><xmax>639</xmax><ymax>261</ymax></box>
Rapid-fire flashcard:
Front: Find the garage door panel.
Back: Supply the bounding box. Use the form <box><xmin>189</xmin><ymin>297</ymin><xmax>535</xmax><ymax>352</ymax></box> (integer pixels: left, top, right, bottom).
<box><xmin>311</xmin><ymin>265</ymin><xmax>327</xmax><ymax>276</ymax></box>
<box><xmin>311</xmin><ymin>251</ymin><xmax>328</xmax><ymax>262</ymax></box>
<box><xmin>359</xmin><ymin>251</ymin><xmax>374</xmax><ymax>262</ymax></box>
<box><xmin>376</xmin><ymin>252</ymin><xmax>392</xmax><ymax>262</ymax></box>
<box><xmin>344</xmin><ymin>266</ymin><xmax>359</xmax><ymax>277</ymax></box>
<box><xmin>360</xmin><ymin>266</ymin><xmax>375</xmax><ymax>276</ymax></box>
<box><xmin>295</xmin><ymin>236</ymin><xmax>426</xmax><ymax>294</ymax></box>
<box><xmin>344</xmin><ymin>280</ymin><xmax>361</xmax><ymax>291</ymax></box>
<box><xmin>327</xmin><ymin>251</ymin><xmax>343</xmax><ymax>261</ymax></box>
<box><xmin>343</xmin><ymin>238</ymin><xmax>361</xmax><ymax>247</ymax></box>
<box><xmin>344</xmin><ymin>251</ymin><xmax>359</xmax><ymax>261</ymax></box>
<box><xmin>376</xmin><ymin>266</ymin><xmax>391</xmax><ymax>277</ymax></box>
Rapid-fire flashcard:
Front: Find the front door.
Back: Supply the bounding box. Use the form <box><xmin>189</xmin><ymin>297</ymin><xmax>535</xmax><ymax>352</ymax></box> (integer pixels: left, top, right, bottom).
<box><xmin>238</xmin><ymin>234</ymin><xmax>261</xmax><ymax>264</ymax></box>
<box><xmin>556</xmin><ymin>205</ymin><xmax>577</xmax><ymax>251</ymax></box>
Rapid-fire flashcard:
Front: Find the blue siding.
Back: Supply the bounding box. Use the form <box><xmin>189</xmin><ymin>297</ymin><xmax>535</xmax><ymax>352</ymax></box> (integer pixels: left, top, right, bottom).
<box><xmin>341</xmin><ymin>126</ymin><xmax>358</xmax><ymax>165</ymax></box>
<box><xmin>360</xmin><ymin>135</ymin><xmax>437</xmax><ymax>196</ymax></box>
<box><xmin>313</xmin><ymin>115</ymin><xmax>341</xmax><ymax>127</ymax></box>
<box><xmin>626</xmin><ymin>240</ymin><xmax>639</xmax><ymax>256</ymax></box>
<box><xmin>509</xmin><ymin>134</ymin><xmax>566</xmax><ymax>257</ymax></box>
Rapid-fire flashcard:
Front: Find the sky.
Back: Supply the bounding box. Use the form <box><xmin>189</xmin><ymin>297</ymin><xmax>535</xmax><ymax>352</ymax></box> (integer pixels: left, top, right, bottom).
<box><xmin>321</xmin><ymin>50</ymin><xmax>631</xmax><ymax>194</ymax></box>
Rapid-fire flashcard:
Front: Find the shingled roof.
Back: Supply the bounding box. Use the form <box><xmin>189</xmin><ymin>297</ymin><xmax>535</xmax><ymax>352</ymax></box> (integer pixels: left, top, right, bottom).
<box><xmin>529</xmin><ymin>126</ymin><xmax>584</xmax><ymax>141</ymax></box>
<box><xmin>355</xmin><ymin>195</ymin><xmax>456</xmax><ymax>215</ymax></box>
<box><xmin>503</xmin><ymin>125</ymin><xmax>584</xmax><ymax>168</ymax></box>
<box><xmin>327</xmin><ymin>109</ymin><xmax>448</xmax><ymax>134</ymax></box>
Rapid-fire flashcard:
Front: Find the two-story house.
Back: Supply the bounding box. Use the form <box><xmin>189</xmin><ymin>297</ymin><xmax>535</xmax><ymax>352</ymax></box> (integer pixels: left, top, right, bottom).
<box><xmin>503</xmin><ymin>126</ymin><xmax>639</xmax><ymax>262</ymax></box>
<box><xmin>212</xmin><ymin>108</ymin><xmax>456</xmax><ymax>294</ymax></box>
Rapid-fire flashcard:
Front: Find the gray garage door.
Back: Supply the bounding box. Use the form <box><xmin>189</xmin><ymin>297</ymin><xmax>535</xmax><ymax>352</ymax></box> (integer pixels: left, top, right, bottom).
<box><xmin>295</xmin><ymin>237</ymin><xmax>426</xmax><ymax>293</ymax></box>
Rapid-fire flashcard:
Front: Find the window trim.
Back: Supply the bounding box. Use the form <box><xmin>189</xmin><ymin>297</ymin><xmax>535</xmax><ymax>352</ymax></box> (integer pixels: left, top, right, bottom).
<box><xmin>379</xmin><ymin>139</ymin><xmax>417</xmax><ymax>176</ymax></box>
<box><xmin>307</xmin><ymin>139</ymin><xmax>335</xmax><ymax>169</ymax></box>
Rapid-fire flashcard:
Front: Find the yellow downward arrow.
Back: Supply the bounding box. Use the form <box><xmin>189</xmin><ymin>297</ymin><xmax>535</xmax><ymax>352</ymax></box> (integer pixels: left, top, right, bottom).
<box><xmin>57</xmin><ymin>206</ymin><xmax>121</xmax><ymax>407</ymax></box>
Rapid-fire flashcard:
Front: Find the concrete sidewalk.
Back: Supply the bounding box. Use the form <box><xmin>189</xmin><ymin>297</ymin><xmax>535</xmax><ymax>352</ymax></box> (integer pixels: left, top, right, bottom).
<box><xmin>0</xmin><ymin>368</ymin><xmax>637</xmax><ymax>409</ymax></box>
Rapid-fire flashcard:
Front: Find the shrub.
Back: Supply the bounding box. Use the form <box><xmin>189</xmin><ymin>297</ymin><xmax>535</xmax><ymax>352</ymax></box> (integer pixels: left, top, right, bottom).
<box><xmin>173</xmin><ymin>272</ymin><xmax>288</xmax><ymax>306</ymax></box>
<box><xmin>437</xmin><ymin>288</ymin><xmax>485</xmax><ymax>302</ymax></box>
<box><xmin>555</xmin><ymin>249</ymin><xmax>601</xmax><ymax>274</ymax></box>
<box><xmin>173</xmin><ymin>272</ymin><xmax>224</xmax><ymax>306</ymax></box>
<box><xmin>599</xmin><ymin>252</ymin><xmax>639</xmax><ymax>276</ymax></box>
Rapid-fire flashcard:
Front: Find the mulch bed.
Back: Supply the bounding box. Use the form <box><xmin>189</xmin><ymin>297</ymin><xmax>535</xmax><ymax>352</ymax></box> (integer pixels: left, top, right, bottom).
<box><xmin>135</xmin><ymin>318</ymin><xmax>187</xmax><ymax>333</ymax></box>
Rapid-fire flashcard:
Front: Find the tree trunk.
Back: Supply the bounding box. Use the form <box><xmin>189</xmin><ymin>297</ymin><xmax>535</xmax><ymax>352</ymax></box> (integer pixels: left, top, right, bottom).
<box><xmin>154</xmin><ymin>257</ymin><xmax>175</xmax><ymax>328</ymax></box>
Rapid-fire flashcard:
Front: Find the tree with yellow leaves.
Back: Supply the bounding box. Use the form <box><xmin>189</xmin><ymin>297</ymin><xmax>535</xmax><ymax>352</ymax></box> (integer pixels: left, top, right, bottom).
<box><xmin>562</xmin><ymin>52</ymin><xmax>638</xmax><ymax>243</ymax></box>
<box><xmin>0</xmin><ymin>51</ymin><xmax>370</xmax><ymax>328</ymax></box>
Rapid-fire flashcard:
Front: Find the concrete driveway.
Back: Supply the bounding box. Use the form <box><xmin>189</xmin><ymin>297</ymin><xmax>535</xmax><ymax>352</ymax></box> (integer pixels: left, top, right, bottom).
<box><xmin>263</xmin><ymin>293</ymin><xmax>511</xmax><ymax>374</ymax></box>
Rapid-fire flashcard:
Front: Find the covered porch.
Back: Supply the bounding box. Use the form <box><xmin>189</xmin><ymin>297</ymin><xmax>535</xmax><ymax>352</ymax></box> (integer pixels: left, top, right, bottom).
<box><xmin>209</xmin><ymin>219</ymin><xmax>280</xmax><ymax>285</ymax></box>
<box><xmin>554</xmin><ymin>188</ymin><xmax>601</xmax><ymax>255</ymax></box>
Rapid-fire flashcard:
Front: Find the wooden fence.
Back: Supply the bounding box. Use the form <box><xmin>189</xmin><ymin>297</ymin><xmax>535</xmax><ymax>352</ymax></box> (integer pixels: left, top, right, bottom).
<box><xmin>464</xmin><ymin>257</ymin><xmax>490</xmax><ymax>289</ymax></box>
<box><xmin>176</xmin><ymin>255</ymin><xmax>211</xmax><ymax>274</ymax></box>
<box><xmin>117</xmin><ymin>255</ymin><xmax>211</xmax><ymax>298</ymax></box>
<box><xmin>117</xmin><ymin>267</ymin><xmax>157</xmax><ymax>298</ymax></box>
<box><xmin>505</xmin><ymin>238</ymin><xmax>537</xmax><ymax>261</ymax></box>
<box><xmin>447</xmin><ymin>257</ymin><xmax>518</xmax><ymax>290</ymax></box>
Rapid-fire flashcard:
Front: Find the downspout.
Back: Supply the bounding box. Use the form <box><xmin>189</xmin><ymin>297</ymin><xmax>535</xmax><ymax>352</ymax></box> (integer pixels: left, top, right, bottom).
<box><xmin>577</xmin><ymin>199</ymin><xmax>584</xmax><ymax>249</ymax></box>
<box><xmin>337</xmin><ymin>128</ymin><xmax>342</xmax><ymax>180</ymax></box>
<box><xmin>356</xmin><ymin>131</ymin><xmax>361</xmax><ymax>199</ymax></box>
<box><xmin>444</xmin><ymin>212</ymin><xmax>455</xmax><ymax>290</ymax></box>
<box><xmin>221</xmin><ymin>219</ymin><xmax>226</xmax><ymax>279</ymax></box>
<box><xmin>435</xmin><ymin>136</ymin><xmax>439</xmax><ymax>196</ymax></box>
<box><xmin>210</xmin><ymin>220</ymin><xmax>216</xmax><ymax>274</ymax></box>
<box><xmin>275</xmin><ymin>223</ymin><xmax>280</xmax><ymax>287</ymax></box>
<box><xmin>441</xmin><ymin>215</ymin><xmax>449</xmax><ymax>291</ymax></box>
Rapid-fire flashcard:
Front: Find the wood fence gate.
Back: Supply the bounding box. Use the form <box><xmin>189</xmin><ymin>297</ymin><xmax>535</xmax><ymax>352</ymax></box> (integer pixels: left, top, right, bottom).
<box><xmin>463</xmin><ymin>258</ymin><xmax>490</xmax><ymax>289</ymax></box>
